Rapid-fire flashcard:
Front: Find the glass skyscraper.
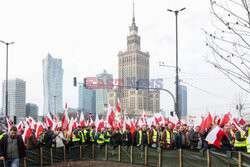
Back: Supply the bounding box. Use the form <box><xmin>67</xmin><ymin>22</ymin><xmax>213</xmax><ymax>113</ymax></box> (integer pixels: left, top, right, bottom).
<box><xmin>178</xmin><ymin>85</ymin><xmax>187</xmax><ymax>117</ymax></box>
<box><xmin>78</xmin><ymin>84</ymin><xmax>96</xmax><ymax>114</ymax></box>
<box><xmin>43</xmin><ymin>53</ymin><xmax>63</xmax><ymax>116</ymax></box>
<box><xmin>2</xmin><ymin>78</ymin><xmax>26</xmax><ymax>123</ymax></box>
<box><xmin>96</xmin><ymin>70</ymin><xmax>113</xmax><ymax>115</ymax></box>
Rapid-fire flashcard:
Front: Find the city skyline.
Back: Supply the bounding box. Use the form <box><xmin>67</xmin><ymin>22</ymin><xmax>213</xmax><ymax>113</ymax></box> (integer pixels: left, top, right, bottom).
<box><xmin>0</xmin><ymin>0</ymin><xmax>249</xmax><ymax>117</ymax></box>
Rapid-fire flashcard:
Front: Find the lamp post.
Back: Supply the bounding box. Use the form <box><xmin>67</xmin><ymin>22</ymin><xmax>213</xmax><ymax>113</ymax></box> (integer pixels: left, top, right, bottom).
<box><xmin>167</xmin><ymin>8</ymin><xmax>185</xmax><ymax>118</ymax></box>
<box><xmin>0</xmin><ymin>40</ymin><xmax>14</xmax><ymax>119</ymax></box>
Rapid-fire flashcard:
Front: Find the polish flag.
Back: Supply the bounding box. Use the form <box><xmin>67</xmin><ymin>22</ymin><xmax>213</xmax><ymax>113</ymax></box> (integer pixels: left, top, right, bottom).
<box><xmin>79</xmin><ymin>112</ymin><xmax>86</xmax><ymax>127</ymax></box>
<box><xmin>61</xmin><ymin>109</ymin><xmax>69</xmax><ymax>131</ymax></box>
<box><xmin>230</xmin><ymin>118</ymin><xmax>245</xmax><ymax>135</ymax></box>
<box><xmin>17</xmin><ymin>121</ymin><xmax>23</xmax><ymax>131</ymax></box>
<box><xmin>205</xmin><ymin>126</ymin><xmax>227</xmax><ymax>149</ymax></box>
<box><xmin>138</xmin><ymin>110</ymin><xmax>147</xmax><ymax>127</ymax></box>
<box><xmin>168</xmin><ymin>114</ymin><xmax>179</xmax><ymax>129</ymax></box>
<box><xmin>45</xmin><ymin>113</ymin><xmax>54</xmax><ymax>127</ymax></box>
<box><xmin>116</xmin><ymin>98</ymin><xmax>121</xmax><ymax>113</ymax></box>
<box><xmin>67</xmin><ymin>118</ymin><xmax>75</xmax><ymax>137</ymax></box>
<box><xmin>107</xmin><ymin>105</ymin><xmax>115</xmax><ymax>128</ymax></box>
<box><xmin>6</xmin><ymin>117</ymin><xmax>12</xmax><ymax>132</ymax></box>
<box><xmin>23</xmin><ymin>124</ymin><xmax>33</xmax><ymax>144</ymax></box>
<box><xmin>35</xmin><ymin>122</ymin><xmax>44</xmax><ymax>139</ymax></box>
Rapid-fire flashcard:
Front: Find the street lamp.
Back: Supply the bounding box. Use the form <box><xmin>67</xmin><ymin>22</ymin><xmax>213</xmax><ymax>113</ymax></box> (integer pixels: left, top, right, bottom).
<box><xmin>0</xmin><ymin>40</ymin><xmax>15</xmax><ymax>119</ymax></box>
<box><xmin>167</xmin><ymin>8</ymin><xmax>186</xmax><ymax>118</ymax></box>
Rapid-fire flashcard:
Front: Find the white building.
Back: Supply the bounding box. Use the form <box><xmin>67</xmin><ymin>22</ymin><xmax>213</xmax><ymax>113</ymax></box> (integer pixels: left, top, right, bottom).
<box><xmin>43</xmin><ymin>53</ymin><xmax>63</xmax><ymax>116</ymax></box>
<box><xmin>2</xmin><ymin>78</ymin><xmax>26</xmax><ymax>123</ymax></box>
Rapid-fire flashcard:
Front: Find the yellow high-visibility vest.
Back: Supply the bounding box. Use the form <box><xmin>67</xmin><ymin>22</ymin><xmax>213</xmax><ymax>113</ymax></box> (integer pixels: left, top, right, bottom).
<box><xmin>234</xmin><ymin>131</ymin><xmax>246</xmax><ymax>147</ymax></box>
<box><xmin>152</xmin><ymin>129</ymin><xmax>157</xmax><ymax>143</ymax></box>
<box><xmin>246</xmin><ymin>130</ymin><xmax>250</xmax><ymax>153</ymax></box>
<box><xmin>139</xmin><ymin>130</ymin><xmax>149</xmax><ymax>145</ymax></box>
<box><xmin>97</xmin><ymin>132</ymin><xmax>104</xmax><ymax>144</ymax></box>
<box><xmin>72</xmin><ymin>130</ymin><xmax>81</xmax><ymax>142</ymax></box>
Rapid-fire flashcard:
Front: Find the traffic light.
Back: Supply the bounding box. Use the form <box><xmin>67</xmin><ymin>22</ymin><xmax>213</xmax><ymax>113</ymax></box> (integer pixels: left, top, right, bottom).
<box><xmin>170</xmin><ymin>111</ymin><xmax>174</xmax><ymax>116</ymax></box>
<box><xmin>83</xmin><ymin>78</ymin><xmax>87</xmax><ymax>88</ymax></box>
<box><xmin>73</xmin><ymin>77</ymin><xmax>77</xmax><ymax>87</ymax></box>
<box><xmin>136</xmin><ymin>80</ymin><xmax>139</xmax><ymax>90</ymax></box>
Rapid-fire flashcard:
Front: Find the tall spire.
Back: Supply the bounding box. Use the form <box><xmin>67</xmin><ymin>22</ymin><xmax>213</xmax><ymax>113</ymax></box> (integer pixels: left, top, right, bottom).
<box><xmin>132</xmin><ymin>0</ymin><xmax>135</xmax><ymax>25</ymax></box>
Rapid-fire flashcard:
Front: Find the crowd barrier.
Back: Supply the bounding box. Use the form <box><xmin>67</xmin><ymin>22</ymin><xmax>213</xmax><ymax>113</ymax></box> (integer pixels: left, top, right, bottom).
<box><xmin>0</xmin><ymin>144</ymin><xmax>249</xmax><ymax>167</ymax></box>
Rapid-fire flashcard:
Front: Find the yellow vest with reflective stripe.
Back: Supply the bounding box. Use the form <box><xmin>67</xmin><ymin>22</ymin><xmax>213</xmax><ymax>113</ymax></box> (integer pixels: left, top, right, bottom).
<box><xmin>72</xmin><ymin>130</ymin><xmax>81</xmax><ymax>142</ymax></box>
<box><xmin>0</xmin><ymin>133</ymin><xmax>6</xmax><ymax>140</ymax></box>
<box><xmin>90</xmin><ymin>131</ymin><xmax>95</xmax><ymax>142</ymax></box>
<box><xmin>139</xmin><ymin>130</ymin><xmax>149</xmax><ymax>145</ymax></box>
<box><xmin>104</xmin><ymin>131</ymin><xmax>111</xmax><ymax>143</ymax></box>
<box><xmin>160</xmin><ymin>131</ymin><xmax>163</xmax><ymax>144</ymax></box>
<box><xmin>80</xmin><ymin>131</ymin><xmax>85</xmax><ymax>143</ymax></box>
<box><xmin>152</xmin><ymin>129</ymin><xmax>157</xmax><ymax>143</ymax></box>
<box><xmin>97</xmin><ymin>132</ymin><xmax>104</xmax><ymax>144</ymax></box>
<box><xmin>234</xmin><ymin>131</ymin><xmax>246</xmax><ymax>147</ymax></box>
<box><xmin>230</xmin><ymin>129</ymin><xmax>235</xmax><ymax>143</ymax></box>
<box><xmin>165</xmin><ymin>130</ymin><xmax>171</xmax><ymax>144</ymax></box>
<box><xmin>246</xmin><ymin>130</ymin><xmax>250</xmax><ymax>153</ymax></box>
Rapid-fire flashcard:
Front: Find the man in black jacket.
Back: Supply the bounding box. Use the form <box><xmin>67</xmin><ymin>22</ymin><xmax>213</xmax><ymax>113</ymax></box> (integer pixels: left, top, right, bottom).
<box><xmin>133</xmin><ymin>126</ymin><xmax>140</xmax><ymax>146</ymax></box>
<box><xmin>190</xmin><ymin>126</ymin><xmax>203</xmax><ymax>150</ymax></box>
<box><xmin>122</xmin><ymin>127</ymin><xmax>132</xmax><ymax>146</ymax></box>
<box><xmin>111</xmin><ymin>128</ymin><xmax>122</xmax><ymax>147</ymax></box>
<box><xmin>221</xmin><ymin>124</ymin><xmax>233</xmax><ymax>151</ymax></box>
<box><xmin>0</xmin><ymin>126</ymin><xmax>26</xmax><ymax>167</ymax></box>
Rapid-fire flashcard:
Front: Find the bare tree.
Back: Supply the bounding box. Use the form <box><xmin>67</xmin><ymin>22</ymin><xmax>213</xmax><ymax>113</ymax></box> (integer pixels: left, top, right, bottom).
<box><xmin>233</xmin><ymin>92</ymin><xmax>247</xmax><ymax>117</ymax></box>
<box><xmin>204</xmin><ymin>0</ymin><xmax>250</xmax><ymax>93</ymax></box>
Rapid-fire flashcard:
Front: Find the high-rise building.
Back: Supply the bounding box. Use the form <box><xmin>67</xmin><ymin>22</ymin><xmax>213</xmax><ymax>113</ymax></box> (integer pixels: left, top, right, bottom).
<box><xmin>178</xmin><ymin>85</ymin><xmax>187</xmax><ymax>118</ymax></box>
<box><xmin>78</xmin><ymin>84</ymin><xmax>96</xmax><ymax>114</ymax></box>
<box><xmin>96</xmin><ymin>70</ymin><xmax>113</xmax><ymax>116</ymax></box>
<box><xmin>26</xmin><ymin>103</ymin><xmax>39</xmax><ymax>121</ymax></box>
<box><xmin>43</xmin><ymin>53</ymin><xmax>63</xmax><ymax>116</ymax></box>
<box><xmin>108</xmin><ymin>3</ymin><xmax>160</xmax><ymax>117</ymax></box>
<box><xmin>2</xmin><ymin>78</ymin><xmax>26</xmax><ymax>123</ymax></box>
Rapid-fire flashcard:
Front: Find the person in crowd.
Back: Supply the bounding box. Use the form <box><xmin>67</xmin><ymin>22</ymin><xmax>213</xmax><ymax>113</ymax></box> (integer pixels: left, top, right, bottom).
<box><xmin>234</xmin><ymin>124</ymin><xmax>247</xmax><ymax>151</ymax></box>
<box><xmin>84</xmin><ymin>126</ymin><xmax>91</xmax><ymax>144</ymax></box>
<box><xmin>55</xmin><ymin>128</ymin><xmax>67</xmax><ymax>148</ymax></box>
<box><xmin>149</xmin><ymin>124</ymin><xmax>161</xmax><ymax>148</ymax></box>
<box><xmin>162</xmin><ymin>123</ymin><xmax>174</xmax><ymax>148</ymax></box>
<box><xmin>138</xmin><ymin>125</ymin><xmax>149</xmax><ymax>149</ymax></box>
<box><xmin>221</xmin><ymin>124</ymin><xmax>233</xmax><ymax>151</ymax></box>
<box><xmin>104</xmin><ymin>125</ymin><xmax>112</xmax><ymax>145</ymax></box>
<box><xmin>122</xmin><ymin>127</ymin><xmax>132</xmax><ymax>146</ymax></box>
<box><xmin>0</xmin><ymin>129</ymin><xmax>7</xmax><ymax>141</ymax></box>
<box><xmin>112</xmin><ymin>128</ymin><xmax>122</xmax><ymax>147</ymax></box>
<box><xmin>90</xmin><ymin>126</ymin><xmax>96</xmax><ymax>144</ymax></box>
<box><xmin>230</xmin><ymin>124</ymin><xmax>236</xmax><ymax>145</ymax></box>
<box><xmin>202</xmin><ymin>124</ymin><xmax>216</xmax><ymax>150</ymax></box>
<box><xmin>246</xmin><ymin>124</ymin><xmax>250</xmax><ymax>153</ymax></box>
<box><xmin>186</xmin><ymin>126</ymin><xmax>193</xmax><ymax>148</ymax></box>
<box><xmin>133</xmin><ymin>126</ymin><xmax>140</xmax><ymax>146</ymax></box>
<box><xmin>78</xmin><ymin>127</ymin><xmax>86</xmax><ymax>145</ymax></box>
<box><xmin>173</xmin><ymin>125</ymin><xmax>180</xmax><ymax>136</ymax></box>
<box><xmin>43</xmin><ymin>126</ymin><xmax>57</xmax><ymax>148</ymax></box>
<box><xmin>174</xmin><ymin>125</ymin><xmax>186</xmax><ymax>149</ymax></box>
<box><xmin>190</xmin><ymin>126</ymin><xmax>203</xmax><ymax>150</ymax></box>
<box><xmin>26</xmin><ymin>128</ymin><xmax>38</xmax><ymax>150</ymax></box>
<box><xmin>0</xmin><ymin>126</ymin><xmax>26</xmax><ymax>167</ymax></box>
<box><xmin>96</xmin><ymin>128</ymin><xmax>105</xmax><ymax>147</ymax></box>
<box><xmin>72</xmin><ymin>126</ymin><xmax>82</xmax><ymax>146</ymax></box>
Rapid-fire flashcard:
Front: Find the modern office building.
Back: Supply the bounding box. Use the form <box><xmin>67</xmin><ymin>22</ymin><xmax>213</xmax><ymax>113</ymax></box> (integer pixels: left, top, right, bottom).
<box><xmin>96</xmin><ymin>70</ymin><xmax>113</xmax><ymax>116</ymax></box>
<box><xmin>78</xmin><ymin>84</ymin><xmax>96</xmax><ymax>114</ymax></box>
<box><xmin>178</xmin><ymin>85</ymin><xmax>187</xmax><ymax>118</ymax></box>
<box><xmin>43</xmin><ymin>53</ymin><xmax>63</xmax><ymax>116</ymax></box>
<box><xmin>2</xmin><ymin>78</ymin><xmax>26</xmax><ymax>123</ymax></box>
<box><xmin>26</xmin><ymin>103</ymin><xmax>39</xmax><ymax>121</ymax></box>
<box><xmin>107</xmin><ymin>3</ymin><xmax>160</xmax><ymax>118</ymax></box>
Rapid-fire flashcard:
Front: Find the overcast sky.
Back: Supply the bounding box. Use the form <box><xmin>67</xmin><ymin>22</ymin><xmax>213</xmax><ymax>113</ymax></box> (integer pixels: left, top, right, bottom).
<box><xmin>0</xmin><ymin>0</ymin><xmax>248</xmax><ymax>117</ymax></box>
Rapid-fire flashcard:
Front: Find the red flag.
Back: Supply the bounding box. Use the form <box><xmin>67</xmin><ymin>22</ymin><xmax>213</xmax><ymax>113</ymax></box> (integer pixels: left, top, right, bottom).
<box><xmin>116</xmin><ymin>98</ymin><xmax>121</xmax><ymax>113</ymax></box>
<box><xmin>219</xmin><ymin>113</ymin><xmax>230</xmax><ymax>127</ymax></box>
<box><xmin>79</xmin><ymin>112</ymin><xmax>86</xmax><ymax>127</ymax></box>
<box><xmin>107</xmin><ymin>105</ymin><xmax>115</xmax><ymax>128</ymax></box>
<box><xmin>204</xmin><ymin>113</ymin><xmax>213</xmax><ymax>129</ymax></box>
<box><xmin>23</xmin><ymin>124</ymin><xmax>33</xmax><ymax>144</ymax></box>
<box><xmin>200</xmin><ymin>116</ymin><xmax>205</xmax><ymax>133</ymax></box>
<box><xmin>35</xmin><ymin>123</ymin><xmax>44</xmax><ymax>139</ymax></box>
<box><xmin>239</xmin><ymin>118</ymin><xmax>246</xmax><ymax>125</ymax></box>
<box><xmin>130</xmin><ymin>121</ymin><xmax>135</xmax><ymax>136</ymax></box>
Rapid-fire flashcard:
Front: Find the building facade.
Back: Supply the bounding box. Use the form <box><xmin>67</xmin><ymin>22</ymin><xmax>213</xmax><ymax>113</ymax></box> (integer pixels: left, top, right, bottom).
<box><xmin>178</xmin><ymin>85</ymin><xmax>187</xmax><ymax>118</ymax></box>
<box><xmin>96</xmin><ymin>70</ymin><xmax>113</xmax><ymax>116</ymax></box>
<box><xmin>43</xmin><ymin>53</ymin><xmax>63</xmax><ymax>116</ymax></box>
<box><xmin>108</xmin><ymin>4</ymin><xmax>160</xmax><ymax>118</ymax></box>
<box><xmin>26</xmin><ymin>103</ymin><xmax>39</xmax><ymax>121</ymax></box>
<box><xmin>78</xmin><ymin>84</ymin><xmax>96</xmax><ymax>114</ymax></box>
<box><xmin>2</xmin><ymin>78</ymin><xmax>26</xmax><ymax>123</ymax></box>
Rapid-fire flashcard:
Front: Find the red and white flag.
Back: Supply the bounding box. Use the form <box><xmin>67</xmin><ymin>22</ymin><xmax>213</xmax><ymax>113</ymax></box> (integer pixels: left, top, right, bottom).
<box><xmin>6</xmin><ymin>117</ymin><xmax>12</xmax><ymax>132</ymax></box>
<box><xmin>205</xmin><ymin>126</ymin><xmax>227</xmax><ymax>149</ymax></box>
<box><xmin>45</xmin><ymin>113</ymin><xmax>54</xmax><ymax>127</ymax></box>
<box><xmin>61</xmin><ymin>108</ymin><xmax>69</xmax><ymax>131</ymax></box>
<box><xmin>35</xmin><ymin>122</ymin><xmax>44</xmax><ymax>139</ymax></box>
<box><xmin>116</xmin><ymin>98</ymin><xmax>121</xmax><ymax>113</ymax></box>
<box><xmin>67</xmin><ymin>118</ymin><xmax>75</xmax><ymax>137</ymax></box>
<box><xmin>79</xmin><ymin>112</ymin><xmax>86</xmax><ymax>127</ymax></box>
<box><xmin>168</xmin><ymin>114</ymin><xmax>179</xmax><ymax>129</ymax></box>
<box><xmin>23</xmin><ymin>124</ymin><xmax>33</xmax><ymax>144</ymax></box>
<box><xmin>107</xmin><ymin>105</ymin><xmax>115</xmax><ymax>128</ymax></box>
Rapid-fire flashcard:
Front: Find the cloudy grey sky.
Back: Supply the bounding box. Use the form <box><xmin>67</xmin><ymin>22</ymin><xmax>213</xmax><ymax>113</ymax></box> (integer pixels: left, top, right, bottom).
<box><xmin>0</xmin><ymin>0</ymin><xmax>248</xmax><ymax>117</ymax></box>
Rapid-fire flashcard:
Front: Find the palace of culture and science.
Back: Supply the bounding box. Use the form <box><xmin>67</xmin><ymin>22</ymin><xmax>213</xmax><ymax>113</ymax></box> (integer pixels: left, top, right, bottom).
<box><xmin>108</xmin><ymin>3</ymin><xmax>160</xmax><ymax>118</ymax></box>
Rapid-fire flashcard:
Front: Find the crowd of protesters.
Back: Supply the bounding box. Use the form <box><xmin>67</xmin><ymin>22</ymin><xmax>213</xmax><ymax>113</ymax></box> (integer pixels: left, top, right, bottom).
<box><xmin>0</xmin><ymin>122</ymin><xmax>249</xmax><ymax>167</ymax></box>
